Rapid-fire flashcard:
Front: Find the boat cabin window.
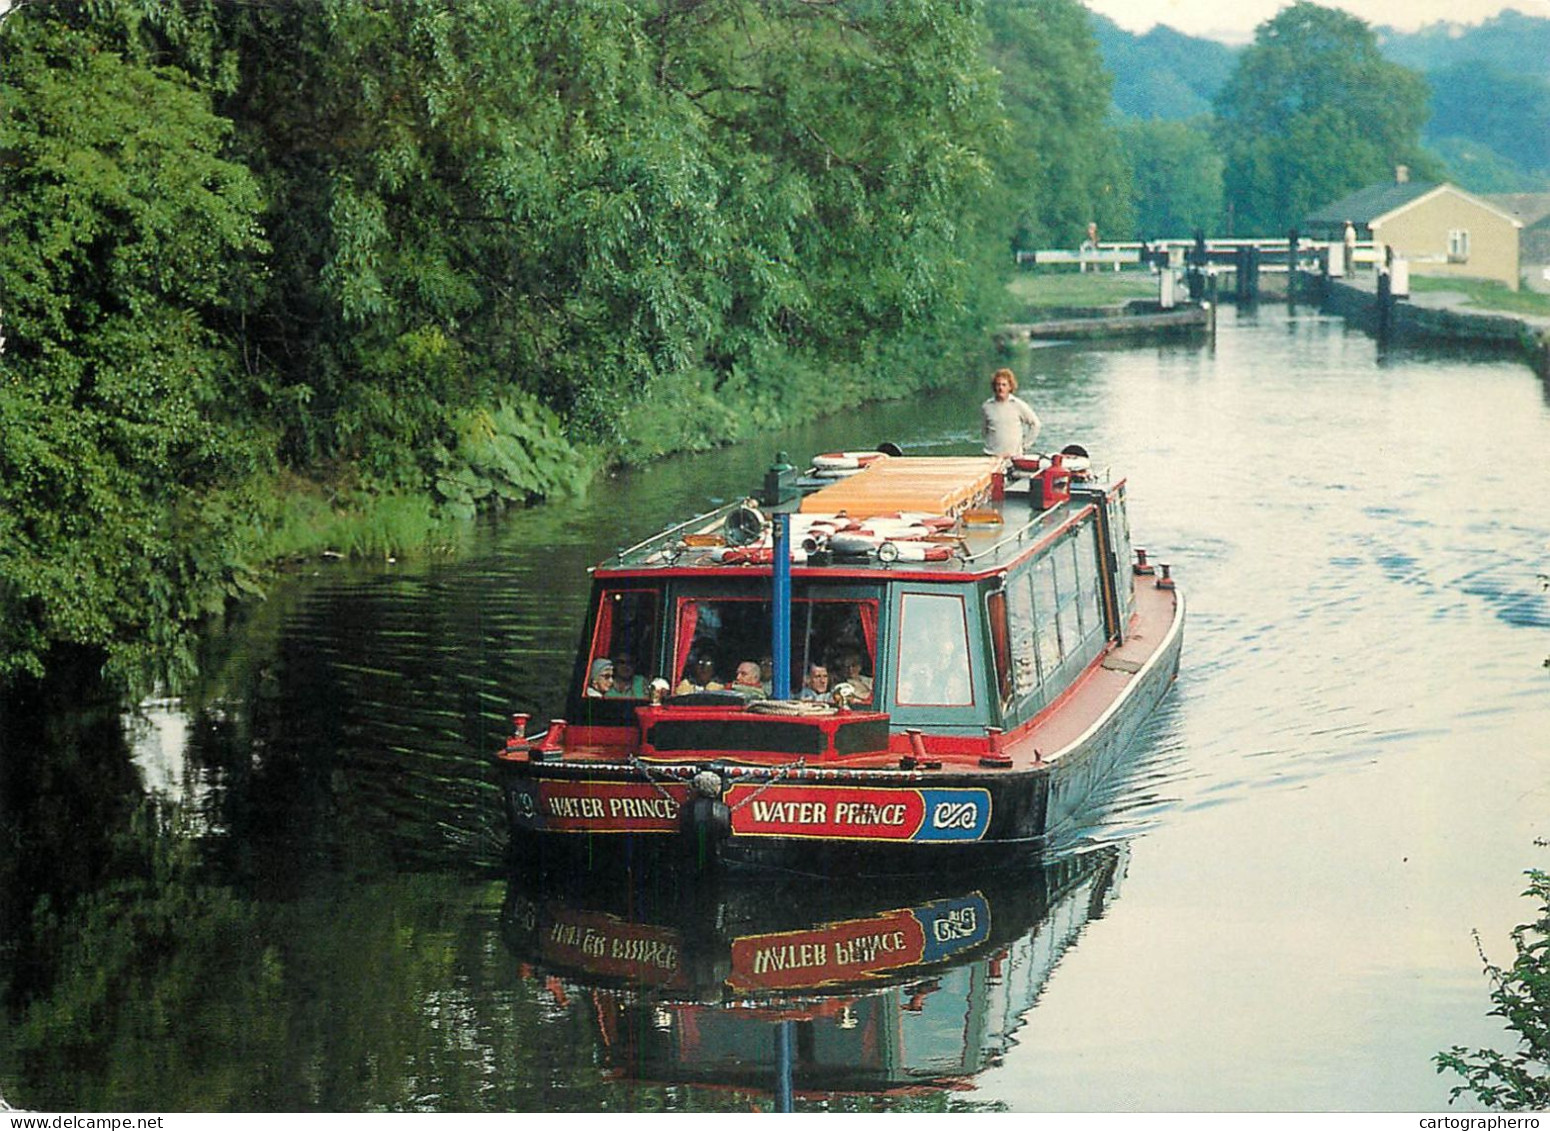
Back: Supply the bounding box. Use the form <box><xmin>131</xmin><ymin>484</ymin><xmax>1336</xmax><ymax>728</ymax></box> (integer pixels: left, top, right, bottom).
<box><xmin>895</xmin><ymin>593</ymin><xmax>973</xmax><ymax>706</ymax></box>
<box><xmin>583</xmin><ymin>588</ymin><xmax>661</xmax><ymax>699</ymax></box>
<box><xmin>1108</xmin><ymin>484</ymin><xmax>1137</xmax><ymax>621</ymax></box>
<box><xmin>673</xmin><ymin>596</ymin><xmax>878</xmax><ymax>701</ymax></box>
<box><xmin>992</xmin><ymin>514</ymin><xmax>1111</xmax><ymax>716</ymax></box>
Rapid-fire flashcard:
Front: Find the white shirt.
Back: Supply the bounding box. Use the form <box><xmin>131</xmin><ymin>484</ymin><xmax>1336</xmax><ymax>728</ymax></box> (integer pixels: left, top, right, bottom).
<box><xmin>981</xmin><ymin>394</ymin><xmax>1041</xmax><ymax>456</ymax></box>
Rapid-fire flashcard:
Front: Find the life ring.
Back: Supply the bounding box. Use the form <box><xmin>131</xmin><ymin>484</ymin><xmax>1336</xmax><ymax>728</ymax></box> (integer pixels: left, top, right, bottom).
<box><xmin>812</xmin><ymin>451</ymin><xmax>884</xmax><ymax>471</ymax></box>
<box><xmin>866</xmin><ymin>520</ymin><xmax>932</xmax><ymax>541</ymax></box>
<box><xmin>891</xmin><ymin>512</ymin><xmax>955</xmax><ymax>531</ymax></box>
<box><xmin>719</xmin><ymin>546</ymin><xmax>773</xmax><ymax>565</ymax></box>
<box><xmin>877</xmin><ymin>540</ymin><xmax>953</xmax><ymax>563</ymax></box>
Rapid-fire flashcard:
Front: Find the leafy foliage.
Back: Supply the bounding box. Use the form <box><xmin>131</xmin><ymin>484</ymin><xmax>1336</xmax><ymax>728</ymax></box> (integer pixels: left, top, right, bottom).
<box><xmin>1437</xmin><ymin>870</ymin><xmax>1550</xmax><ymax>1110</ymax></box>
<box><xmin>0</xmin><ymin>14</ymin><xmax>271</xmax><ymax>683</ymax></box>
<box><xmin>434</xmin><ymin>395</ymin><xmax>594</xmax><ymax>518</ymax></box>
<box><xmin>1115</xmin><ymin>117</ymin><xmax>1224</xmax><ymax>239</ymax></box>
<box><xmin>1212</xmin><ymin>2</ymin><xmax>1434</xmax><ymax>236</ymax></box>
<box><xmin>1425</xmin><ymin>137</ymin><xmax>1548</xmax><ymax>196</ymax></box>
<box><xmin>0</xmin><ymin>0</ymin><xmax>1125</xmax><ymax>686</ymax></box>
<box><xmin>983</xmin><ymin>0</ymin><xmax>1131</xmax><ymax>251</ymax></box>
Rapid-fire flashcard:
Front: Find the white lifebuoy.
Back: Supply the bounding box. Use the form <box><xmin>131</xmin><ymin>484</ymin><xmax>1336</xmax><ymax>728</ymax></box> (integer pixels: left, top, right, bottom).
<box><xmin>877</xmin><ymin>540</ymin><xmax>954</xmax><ymax>563</ymax></box>
<box><xmin>811</xmin><ymin>450</ymin><xmax>884</xmax><ymax>471</ymax></box>
<box><xmin>719</xmin><ymin>546</ymin><xmax>773</xmax><ymax>565</ymax></box>
<box><xmin>793</xmin><ymin>521</ymin><xmax>837</xmax><ymax>537</ymax></box>
<box><xmin>883</xmin><ymin>512</ymin><xmax>956</xmax><ymax>532</ymax></box>
<box><xmin>865</xmin><ymin>519</ymin><xmax>932</xmax><ymax>541</ymax></box>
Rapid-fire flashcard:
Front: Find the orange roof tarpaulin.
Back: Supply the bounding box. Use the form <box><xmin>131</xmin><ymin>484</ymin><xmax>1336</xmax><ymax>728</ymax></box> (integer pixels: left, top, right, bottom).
<box><xmin>798</xmin><ymin>456</ymin><xmax>1006</xmax><ymax>519</ymax></box>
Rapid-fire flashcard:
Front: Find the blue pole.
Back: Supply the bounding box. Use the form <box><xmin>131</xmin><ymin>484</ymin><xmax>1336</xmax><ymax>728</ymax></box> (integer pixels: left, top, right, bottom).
<box><xmin>772</xmin><ymin>513</ymin><xmax>792</xmax><ymax>699</ymax></box>
<box><xmin>775</xmin><ymin>1019</ymin><xmax>794</xmax><ymax>1112</ymax></box>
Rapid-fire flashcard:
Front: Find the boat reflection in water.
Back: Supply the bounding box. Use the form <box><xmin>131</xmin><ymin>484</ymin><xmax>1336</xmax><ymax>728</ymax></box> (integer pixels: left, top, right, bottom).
<box><xmin>500</xmin><ymin>846</ymin><xmax>1125</xmax><ymax>1106</ymax></box>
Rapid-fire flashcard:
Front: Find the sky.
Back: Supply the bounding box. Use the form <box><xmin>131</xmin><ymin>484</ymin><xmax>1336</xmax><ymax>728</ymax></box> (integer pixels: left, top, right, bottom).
<box><xmin>1083</xmin><ymin>0</ymin><xmax>1550</xmax><ymax>43</ymax></box>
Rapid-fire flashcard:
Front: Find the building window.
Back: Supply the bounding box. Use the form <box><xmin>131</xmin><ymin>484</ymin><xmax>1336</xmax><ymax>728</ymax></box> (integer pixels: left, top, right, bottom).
<box><xmin>1447</xmin><ymin>229</ymin><xmax>1470</xmax><ymax>262</ymax></box>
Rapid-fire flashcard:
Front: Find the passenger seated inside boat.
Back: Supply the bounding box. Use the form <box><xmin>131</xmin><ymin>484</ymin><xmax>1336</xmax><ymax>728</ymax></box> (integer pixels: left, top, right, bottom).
<box><xmin>729</xmin><ymin>661</ymin><xmax>766</xmax><ymax>698</ymax></box>
<box><xmin>584</xmin><ymin>586</ymin><xmax>660</xmax><ymax>700</ymax></box>
<box><xmin>832</xmin><ymin>650</ymin><xmax>874</xmax><ymax>702</ymax></box>
<box><xmin>799</xmin><ymin>663</ymin><xmax>832</xmax><ymax>702</ymax></box>
<box><xmin>672</xmin><ymin>594</ymin><xmax>877</xmax><ymax>703</ymax></box>
<box><xmin>606</xmin><ymin>651</ymin><xmax>647</xmax><ymax>698</ymax></box>
<box><xmin>585</xmin><ymin>658</ymin><xmax>615</xmax><ymax>698</ymax></box>
<box><xmin>675</xmin><ymin>655</ymin><xmax>724</xmax><ymax>695</ymax></box>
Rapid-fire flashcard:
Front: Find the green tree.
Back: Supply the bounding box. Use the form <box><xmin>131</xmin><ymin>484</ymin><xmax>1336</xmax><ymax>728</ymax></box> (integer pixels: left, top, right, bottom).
<box><xmin>0</xmin><ymin>14</ymin><xmax>271</xmax><ymax>682</ymax></box>
<box><xmin>225</xmin><ymin>0</ymin><xmax>1001</xmax><ymax>458</ymax></box>
<box><xmin>982</xmin><ymin>0</ymin><xmax>1132</xmax><ymax>251</ymax></box>
<box><xmin>1115</xmin><ymin>117</ymin><xmax>1223</xmax><ymax>240</ymax></box>
<box><xmin>1213</xmin><ymin>1</ymin><xmax>1433</xmax><ymax>235</ymax></box>
<box><xmin>1437</xmin><ymin>869</ymin><xmax>1550</xmax><ymax>1110</ymax></box>
<box><xmin>2</xmin><ymin>0</ymin><xmax>1145</xmax><ymax>687</ymax></box>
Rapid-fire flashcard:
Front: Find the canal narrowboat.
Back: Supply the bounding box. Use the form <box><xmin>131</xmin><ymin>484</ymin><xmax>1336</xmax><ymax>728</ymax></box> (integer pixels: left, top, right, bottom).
<box><xmin>493</xmin><ymin>447</ymin><xmax>1183</xmax><ymax>874</ymax></box>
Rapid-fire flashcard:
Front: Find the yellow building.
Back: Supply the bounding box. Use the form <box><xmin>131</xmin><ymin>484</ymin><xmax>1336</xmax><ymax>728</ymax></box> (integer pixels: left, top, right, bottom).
<box><xmin>1308</xmin><ymin>172</ymin><xmax>1524</xmax><ymax>291</ymax></box>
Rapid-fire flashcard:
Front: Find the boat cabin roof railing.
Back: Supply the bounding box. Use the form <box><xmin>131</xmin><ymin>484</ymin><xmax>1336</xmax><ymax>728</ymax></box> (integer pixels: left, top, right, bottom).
<box><xmin>599</xmin><ymin>452</ymin><xmax>1108</xmax><ymax>578</ymax></box>
<box><xmin>958</xmin><ymin>500</ymin><xmax>1087</xmax><ymax>566</ymax></box>
<box><xmin>608</xmin><ymin>500</ymin><xmax>744</xmax><ymax>568</ymax></box>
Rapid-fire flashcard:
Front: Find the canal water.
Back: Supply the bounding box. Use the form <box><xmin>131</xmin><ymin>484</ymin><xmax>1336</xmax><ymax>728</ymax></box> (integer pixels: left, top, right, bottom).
<box><xmin>2</xmin><ymin>303</ymin><xmax>1548</xmax><ymax>1113</ymax></box>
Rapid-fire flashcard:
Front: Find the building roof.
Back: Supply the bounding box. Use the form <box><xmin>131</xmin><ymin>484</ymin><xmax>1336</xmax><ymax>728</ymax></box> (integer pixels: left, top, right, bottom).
<box><xmin>1306</xmin><ymin>181</ymin><xmax>1439</xmax><ymax>228</ymax></box>
<box><xmin>1307</xmin><ymin>181</ymin><xmax>1522</xmax><ymax>231</ymax></box>
<box><xmin>1487</xmin><ymin>193</ymin><xmax>1550</xmax><ymax>229</ymax></box>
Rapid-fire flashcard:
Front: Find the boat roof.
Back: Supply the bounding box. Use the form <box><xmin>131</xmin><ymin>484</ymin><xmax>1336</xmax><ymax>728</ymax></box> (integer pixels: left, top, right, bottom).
<box><xmin>597</xmin><ymin>451</ymin><xmax>1118</xmax><ymax>582</ymax></box>
<box><xmin>796</xmin><ymin>455</ymin><xmax>1004</xmax><ymax>518</ymax></box>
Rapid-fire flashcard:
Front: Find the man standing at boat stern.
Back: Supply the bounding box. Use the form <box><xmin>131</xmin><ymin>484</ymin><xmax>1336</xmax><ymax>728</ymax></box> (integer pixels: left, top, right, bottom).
<box><xmin>981</xmin><ymin>368</ymin><xmax>1041</xmax><ymax>457</ymax></box>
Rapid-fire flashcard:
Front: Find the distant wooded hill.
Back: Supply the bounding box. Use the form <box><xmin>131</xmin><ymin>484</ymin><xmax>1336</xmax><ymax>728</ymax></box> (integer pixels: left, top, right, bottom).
<box><xmin>1091</xmin><ymin>7</ymin><xmax>1550</xmax><ymax>191</ymax></box>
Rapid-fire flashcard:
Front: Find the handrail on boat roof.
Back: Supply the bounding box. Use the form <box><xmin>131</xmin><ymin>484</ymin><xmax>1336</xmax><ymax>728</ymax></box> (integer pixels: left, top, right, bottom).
<box><xmin>610</xmin><ymin>499</ymin><xmax>743</xmax><ymax>564</ymax></box>
<box><xmin>960</xmin><ymin>505</ymin><xmax>1054</xmax><ymax>564</ymax></box>
<box><xmin>961</xmin><ymin>489</ymin><xmax>1098</xmax><ymax>565</ymax></box>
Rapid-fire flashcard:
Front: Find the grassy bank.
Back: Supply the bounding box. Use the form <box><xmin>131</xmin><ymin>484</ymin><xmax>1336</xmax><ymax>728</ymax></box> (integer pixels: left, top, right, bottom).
<box><xmin>253</xmin><ymin>330</ymin><xmax>999</xmax><ymax>568</ymax></box>
<box><xmin>1005</xmin><ymin>269</ymin><xmax>1160</xmax><ymax>315</ymax></box>
<box><xmin>1409</xmin><ymin>276</ymin><xmax>1550</xmax><ymax>319</ymax></box>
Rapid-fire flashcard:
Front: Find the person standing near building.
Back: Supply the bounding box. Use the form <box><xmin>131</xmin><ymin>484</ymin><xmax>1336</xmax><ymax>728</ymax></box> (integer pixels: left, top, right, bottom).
<box><xmin>981</xmin><ymin>368</ymin><xmax>1041</xmax><ymax>457</ymax></box>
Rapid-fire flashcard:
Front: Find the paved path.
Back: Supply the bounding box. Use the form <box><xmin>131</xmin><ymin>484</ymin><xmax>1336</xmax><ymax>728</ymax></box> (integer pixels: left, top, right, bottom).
<box><xmin>1336</xmin><ymin>270</ymin><xmax>1550</xmax><ymax>331</ymax></box>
